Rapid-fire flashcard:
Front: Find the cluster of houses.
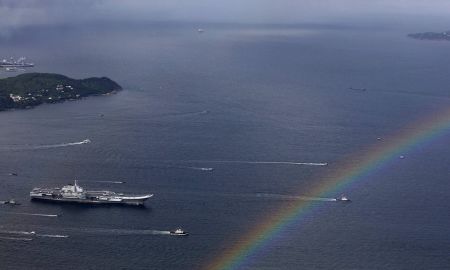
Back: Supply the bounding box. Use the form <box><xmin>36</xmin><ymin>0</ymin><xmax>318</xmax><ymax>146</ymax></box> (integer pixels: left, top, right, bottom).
<box><xmin>9</xmin><ymin>84</ymin><xmax>80</xmax><ymax>104</ymax></box>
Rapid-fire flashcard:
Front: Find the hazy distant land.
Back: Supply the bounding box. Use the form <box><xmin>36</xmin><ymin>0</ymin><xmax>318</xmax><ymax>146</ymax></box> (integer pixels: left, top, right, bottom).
<box><xmin>0</xmin><ymin>73</ymin><xmax>121</xmax><ymax>111</ymax></box>
<box><xmin>408</xmin><ymin>31</ymin><xmax>450</xmax><ymax>41</ymax></box>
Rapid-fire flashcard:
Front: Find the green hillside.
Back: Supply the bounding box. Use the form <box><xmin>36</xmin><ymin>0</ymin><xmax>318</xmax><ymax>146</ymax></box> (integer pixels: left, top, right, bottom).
<box><xmin>0</xmin><ymin>73</ymin><xmax>121</xmax><ymax>110</ymax></box>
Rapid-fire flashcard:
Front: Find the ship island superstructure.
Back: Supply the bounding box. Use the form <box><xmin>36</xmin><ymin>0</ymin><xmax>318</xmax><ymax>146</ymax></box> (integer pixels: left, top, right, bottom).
<box><xmin>30</xmin><ymin>180</ymin><xmax>153</xmax><ymax>206</ymax></box>
<box><xmin>0</xmin><ymin>57</ymin><xmax>34</xmax><ymax>68</ymax></box>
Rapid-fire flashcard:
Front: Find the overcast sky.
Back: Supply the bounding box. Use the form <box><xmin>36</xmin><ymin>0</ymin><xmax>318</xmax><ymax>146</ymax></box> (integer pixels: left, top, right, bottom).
<box><xmin>1</xmin><ymin>0</ymin><xmax>449</xmax><ymax>32</ymax></box>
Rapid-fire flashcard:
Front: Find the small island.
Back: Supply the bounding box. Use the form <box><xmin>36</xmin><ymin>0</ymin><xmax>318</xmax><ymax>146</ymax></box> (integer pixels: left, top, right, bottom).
<box><xmin>407</xmin><ymin>31</ymin><xmax>450</xmax><ymax>41</ymax></box>
<box><xmin>0</xmin><ymin>73</ymin><xmax>121</xmax><ymax>111</ymax></box>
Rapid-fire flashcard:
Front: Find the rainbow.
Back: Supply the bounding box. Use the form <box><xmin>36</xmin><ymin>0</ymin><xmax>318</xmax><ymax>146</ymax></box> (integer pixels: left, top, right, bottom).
<box><xmin>205</xmin><ymin>106</ymin><xmax>450</xmax><ymax>270</ymax></box>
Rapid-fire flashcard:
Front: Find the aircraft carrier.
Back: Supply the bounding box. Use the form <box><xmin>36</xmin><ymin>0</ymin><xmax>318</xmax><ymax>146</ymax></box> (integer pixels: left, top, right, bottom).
<box><xmin>30</xmin><ymin>181</ymin><xmax>153</xmax><ymax>206</ymax></box>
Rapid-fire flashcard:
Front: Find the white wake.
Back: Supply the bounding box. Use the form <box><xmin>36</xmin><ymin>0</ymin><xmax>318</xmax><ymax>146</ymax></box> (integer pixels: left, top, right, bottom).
<box><xmin>0</xmin><ymin>236</ymin><xmax>32</xmax><ymax>241</ymax></box>
<box><xmin>0</xmin><ymin>139</ymin><xmax>91</xmax><ymax>151</ymax></box>
<box><xmin>150</xmin><ymin>164</ymin><xmax>214</xmax><ymax>172</ymax></box>
<box><xmin>254</xmin><ymin>193</ymin><xmax>337</xmax><ymax>202</ymax></box>
<box><xmin>0</xmin><ymin>230</ymin><xmax>69</xmax><ymax>239</ymax></box>
<box><xmin>5</xmin><ymin>212</ymin><xmax>59</xmax><ymax>217</ymax></box>
<box><xmin>172</xmin><ymin>160</ymin><xmax>328</xmax><ymax>166</ymax></box>
<box><xmin>33</xmin><ymin>139</ymin><xmax>91</xmax><ymax>149</ymax></box>
<box><xmin>0</xmin><ymin>230</ymin><xmax>36</xmax><ymax>235</ymax></box>
<box><xmin>93</xmin><ymin>181</ymin><xmax>125</xmax><ymax>184</ymax></box>
<box><xmin>79</xmin><ymin>228</ymin><xmax>171</xmax><ymax>235</ymax></box>
<box><xmin>166</xmin><ymin>110</ymin><xmax>209</xmax><ymax>117</ymax></box>
<box><xmin>36</xmin><ymin>234</ymin><xmax>69</xmax><ymax>238</ymax></box>
<box><xmin>173</xmin><ymin>166</ymin><xmax>214</xmax><ymax>171</ymax></box>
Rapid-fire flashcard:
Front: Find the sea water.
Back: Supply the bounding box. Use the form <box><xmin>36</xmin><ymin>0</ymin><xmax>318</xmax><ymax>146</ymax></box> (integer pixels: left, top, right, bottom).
<box><xmin>0</xmin><ymin>22</ymin><xmax>449</xmax><ymax>269</ymax></box>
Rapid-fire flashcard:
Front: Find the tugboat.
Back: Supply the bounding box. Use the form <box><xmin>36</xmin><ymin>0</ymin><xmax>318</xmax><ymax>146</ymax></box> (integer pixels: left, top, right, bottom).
<box><xmin>7</xmin><ymin>199</ymin><xmax>20</xmax><ymax>205</ymax></box>
<box><xmin>0</xmin><ymin>199</ymin><xmax>20</xmax><ymax>205</ymax></box>
<box><xmin>30</xmin><ymin>180</ymin><xmax>153</xmax><ymax>206</ymax></box>
<box><xmin>169</xmin><ymin>228</ymin><xmax>189</xmax><ymax>236</ymax></box>
<box><xmin>335</xmin><ymin>195</ymin><xmax>351</xmax><ymax>202</ymax></box>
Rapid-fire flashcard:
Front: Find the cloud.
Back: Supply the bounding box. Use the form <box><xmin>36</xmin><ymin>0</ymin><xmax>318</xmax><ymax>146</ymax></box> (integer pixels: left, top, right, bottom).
<box><xmin>1</xmin><ymin>0</ymin><xmax>450</xmax><ymax>33</ymax></box>
<box><xmin>0</xmin><ymin>0</ymin><xmax>100</xmax><ymax>35</ymax></box>
<box><xmin>91</xmin><ymin>0</ymin><xmax>450</xmax><ymax>24</ymax></box>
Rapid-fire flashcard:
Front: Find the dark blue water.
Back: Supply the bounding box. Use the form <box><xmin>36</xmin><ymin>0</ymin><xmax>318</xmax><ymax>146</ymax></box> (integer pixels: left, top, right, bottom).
<box><xmin>0</xmin><ymin>23</ymin><xmax>449</xmax><ymax>269</ymax></box>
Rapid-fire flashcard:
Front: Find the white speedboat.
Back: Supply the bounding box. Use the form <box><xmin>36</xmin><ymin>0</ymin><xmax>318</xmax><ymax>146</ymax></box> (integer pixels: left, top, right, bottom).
<box><xmin>169</xmin><ymin>228</ymin><xmax>189</xmax><ymax>236</ymax></box>
<box><xmin>335</xmin><ymin>195</ymin><xmax>351</xmax><ymax>202</ymax></box>
<box><xmin>81</xmin><ymin>139</ymin><xmax>91</xmax><ymax>144</ymax></box>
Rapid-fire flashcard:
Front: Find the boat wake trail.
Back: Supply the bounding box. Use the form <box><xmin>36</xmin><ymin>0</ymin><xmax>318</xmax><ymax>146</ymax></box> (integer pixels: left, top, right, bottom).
<box><xmin>166</xmin><ymin>110</ymin><xmax>209</xmax><ymax>117</ymax></box>
<box><xmin>0</xmin><ymin>236</ymin><xmax>32</xmax><ymax>241</ymax></box>
<box><xmin>254</xmin><ymin>193</ymin><xmax>337</xmax><ymax>202</ymax></box>
<box><xmin>5</xmin><ymin>212</ymin><xmax>59</xmax><ymax>217</ymax></box>
<box><xmin>0</xmin><ymin>227</ymin><xmax>173</xmax><ymax>238</ymax></box>
<box><xmin>149</xmin><ymin>164</ymin><xmax>214</xmax><ymax>172</ymax></box>
<box><xmin>0</xmin><ymin>139</ymin><xmax>91</xmax><ymax>151</ymax></box>
<box><xmin>36</xmin><ymin>234</ymin><xmax>69</xmax><ymax>238</ymax></box>
<box><xmin>81</xmin><ymin>228</ymin><xmax>171</xmax><ymax>236</ymax></box>
<box><xmin>0</xmin><ymin>230</ymin><xmax>36</xmax><ymax>235</ymax></box>
<box><xmin>105</xmin><ymin>229</ymin><xmax>171</xmax><ymax>235</ymax></box>
<box><xmin>32</xmin><ymin>139</ymin><xmax>91</xmax><ymax>149</ymax></box>
<box><xmin>173</xmin><ymin>160</ymin><xmax>328</xmax><ymax>166</ymax></box>
<box><xmin>93</xmin><ymin>181</ymin><xmax>125</xmax><ymax>184</ymax></box>
<box><xmin>173</xmin><ymin>166</ymin><xmax>214</xmax><ymax>172</ymax></box>
<box><xmin>0</xmin><ymin>230</ymin><xmax>69</xmax><ymax>239</ymax></box>
<box><xmin>180</xmin><ymin>110</ymin><xmax>209</xmax><ymax>117</ymax></box>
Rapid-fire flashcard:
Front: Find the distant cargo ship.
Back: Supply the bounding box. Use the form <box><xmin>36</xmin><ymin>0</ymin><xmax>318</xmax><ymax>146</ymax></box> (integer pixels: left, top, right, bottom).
<box><xmin>0</xmin><ymin>57</ymin><xmax>34</xmax><ymax>68</ymax></box>
<box><xmin>30</xmin><ymin>181</ymin><xmax>153</xmax><ymax>206</ymax></box>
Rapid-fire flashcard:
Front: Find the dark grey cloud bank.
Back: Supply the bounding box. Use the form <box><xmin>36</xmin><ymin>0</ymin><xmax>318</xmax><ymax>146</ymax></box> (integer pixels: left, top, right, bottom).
<box><xmin>0</xmin><ymin>0</ymin><xmax>449</xmax><ymax>33</ymax></box>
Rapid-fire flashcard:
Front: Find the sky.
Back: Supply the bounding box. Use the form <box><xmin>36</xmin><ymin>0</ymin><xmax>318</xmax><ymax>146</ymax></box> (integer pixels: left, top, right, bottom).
<box><xmin>0</xmin><ymin>0</ymin><xmax>449</xmax><ymax>34</ymax></box>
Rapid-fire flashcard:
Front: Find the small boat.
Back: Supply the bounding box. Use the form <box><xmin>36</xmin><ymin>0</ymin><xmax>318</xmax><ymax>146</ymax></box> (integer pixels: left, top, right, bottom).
<box><xmin>348</xmin><ymin>87</ymin><xmax>367</xmax><ymax>92</ymax></box>
<box><xmin>7</xmin><ymin>199</ymin><xmax>20</xmax><ymax>205</ymax></box>
<box><xmin>335</xmin><ymin>195</ymin><xmax>351</xmax><ymax>202</ymax></box>
<box><xmin>1</xmin><ymin>199</ymin><xmax>20</xmax><ymax>205</ymax></box>
<box><xmin>8</xmin><ymin>172</ymin><xmax>18</xmax><ymax>176</ymax></box>
<box><xmin>81</xmin><ymin>139</ymin><xmax>91</xmax><ymax>144</ymax></box>
<box><xmin>5</xmin><ymin>67</ymin><xmax>18</xmax><ymax>72</ymax></box>
<box><xmin>197</xmin><ymin>28</ymin><xmax>205</xmax><ymax>33</ymax></box>
<box><xmin>169</xmin><ymin>228</ymin><xmax>189</xmax><ymax>236</ymax></box>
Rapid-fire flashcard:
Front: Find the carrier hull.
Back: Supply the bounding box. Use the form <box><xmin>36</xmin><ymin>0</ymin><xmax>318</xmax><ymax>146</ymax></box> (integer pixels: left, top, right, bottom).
<box><xmin>30</xmin><ymin>195</ymin><xmax>152</xmax><ymax>206</ymax></box>
<box><xmin>30</xmin><ymin>181</ymin><xmax>153</xmax><ymax>206</ymax></box>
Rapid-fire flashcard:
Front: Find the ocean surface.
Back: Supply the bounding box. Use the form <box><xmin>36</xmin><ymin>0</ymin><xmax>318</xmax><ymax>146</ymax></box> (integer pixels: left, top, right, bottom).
<box><xmin>0</xmin><ymin>22</ymin><xmax>450</xmax><ymax>269</ymax></box>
